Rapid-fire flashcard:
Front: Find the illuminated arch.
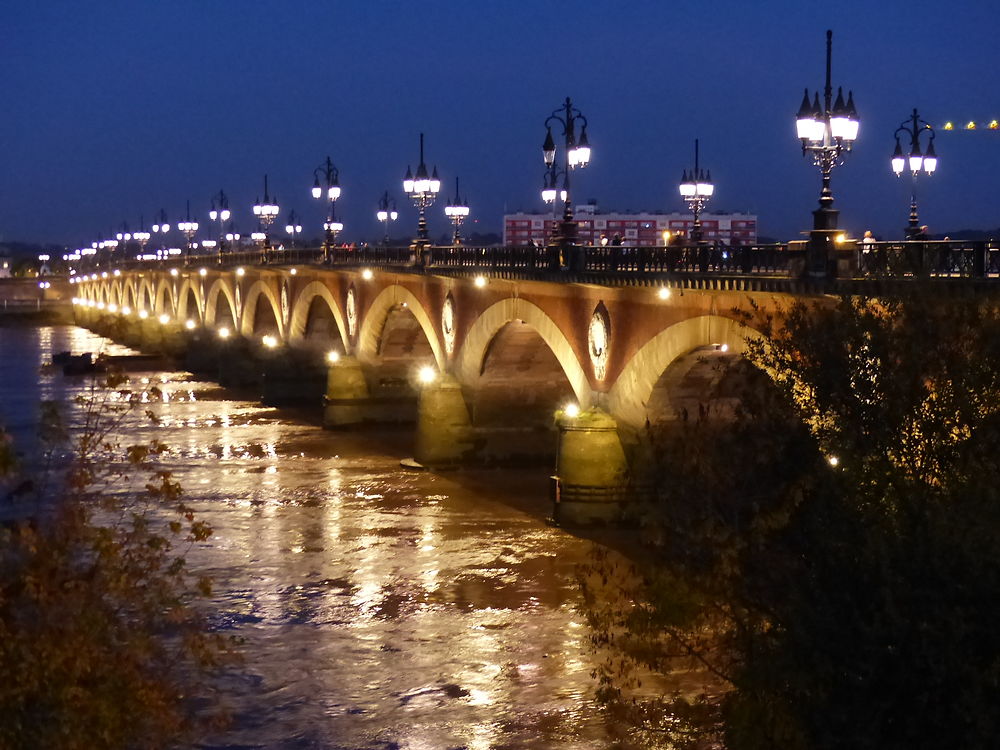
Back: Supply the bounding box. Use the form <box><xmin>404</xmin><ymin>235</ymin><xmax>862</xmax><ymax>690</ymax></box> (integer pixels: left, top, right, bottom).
<box><xmin>154</xmin><ymin>278</ymin><xmax>175</xmax><ymax>317</ymax></box>
<box><xmin>357</xmin><ymin>284</ymin><xmax>444</xmax><ymax>370</ymax></box>
<box><xmin>136</xmin><ymin>277</ymin><xmax>156</xmax><ymax>313</ymax></box>
<box><xmin>239</xmin><ymin>279</ymin><xmax>284</xmax><ymax>338</ymax></box>
<box><xmin>123</xmin><ymin>280</ymin><xmax>138</xmax><ymax>310</ymax></box>
<box><xmin>454</xmin><ymin>297</ymin><xmax>592</xmax><ymax>409</ymax></box>
<box><xmin>287</xmin><ymin>280</ymin><xmax>348</xmax><ymax>349</ymax></box>
<box><xmin>204</xmin><ymin>278</ymin><xmax>239</xmax><ymax>329</ymax></box>
<box><xmin>608</xmin><ymin>314</ymin><xmax>761</xmax><ymax>430</ymax></box>
<box><xmin>109</xmin><ymin>280</ymin><xmax>123</xmax><ymax>306</ymax></box>
<box><xmin>176</xmin><ymin>278</ymin><xmax>203</xmax><ymax>323</ymax></box>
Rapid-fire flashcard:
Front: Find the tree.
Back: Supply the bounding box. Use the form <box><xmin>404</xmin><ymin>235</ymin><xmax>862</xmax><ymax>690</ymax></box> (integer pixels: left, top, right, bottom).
<box><xmin>582</xmin><ymin>291</ymin><xmax>1000</xmax><ymax>750</ymax></box>
<box><xmin>0</xmin><ymin>373</ymin><xmax>234</xmax><ymax>749</ymax></box>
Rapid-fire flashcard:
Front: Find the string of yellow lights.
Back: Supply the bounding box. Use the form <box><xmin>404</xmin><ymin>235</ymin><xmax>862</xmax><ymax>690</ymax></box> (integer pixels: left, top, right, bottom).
<box><xmin>942</xmin><ymin>120</ymin><xmax>1000</xmax><ymax>130</ymax></box>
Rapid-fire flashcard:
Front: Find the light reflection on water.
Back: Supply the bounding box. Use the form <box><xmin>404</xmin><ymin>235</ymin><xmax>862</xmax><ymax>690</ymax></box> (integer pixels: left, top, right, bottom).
<box><xmin>0</xmin><ymin>326</ymin><xmax>613</xmax><ymax>749</ymax></box>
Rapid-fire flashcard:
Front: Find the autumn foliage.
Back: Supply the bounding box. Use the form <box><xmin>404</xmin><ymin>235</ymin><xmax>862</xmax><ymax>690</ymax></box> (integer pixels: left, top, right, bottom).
<box><xmin>0</xmin><ymin>375</ymin><xmax>233</xmax><ymax>749</ymax></box>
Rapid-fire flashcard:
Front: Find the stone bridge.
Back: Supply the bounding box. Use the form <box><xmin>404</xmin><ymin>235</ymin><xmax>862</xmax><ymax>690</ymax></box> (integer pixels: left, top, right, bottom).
<box><xmin>71</xmin><ymin>262</ymin><xmax>812</xmax><ymax>523</ymax></box>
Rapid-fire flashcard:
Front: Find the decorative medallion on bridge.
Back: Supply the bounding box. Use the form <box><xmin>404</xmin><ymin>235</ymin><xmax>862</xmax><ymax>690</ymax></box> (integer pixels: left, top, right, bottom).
<box><xmin>588</xmin><ymin>302</ymin><xmax>610</xmax><ymax>382</ymax></box>
<box><xmin>346</xmin><ymin>286</ymin><xmax>358</xmax><ymax>339</ymax></box>
<box><xmin>280</xmin><ymin>282</ymin><xmax>290</xmax><ymax>326</ymax></box>
<box><xmin>442</xmin><ymin>293</ymin><xmax>457</xmax><ymax>355</ymax></box>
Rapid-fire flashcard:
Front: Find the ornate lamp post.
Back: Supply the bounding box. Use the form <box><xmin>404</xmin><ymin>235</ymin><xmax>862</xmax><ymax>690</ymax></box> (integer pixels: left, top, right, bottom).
<box><xmin>402</xmin><ymin>133</ymin><xmax>440</xmax><ymax>250</ymax></box>
<box><xmin>678</xmin><ymin>140</ymin><xmax>714</xmax><ymax>243</ymax></box>
<box><xmin>178</xmin><ymin>200</ymin><xmax>200</xmax><ymax>264</ymax></box>
<box><xmin>132</xmin><ymin>216</ymin><xmax>150</xmax><ymax>259</ymax></box>
<box><xmin>376</xmin><ymin>191</ymin><xmax>399</xmax><ymax>245</ymax></box>
<box><xmin>891</xmin><ymin>108</ymin><xmax>937</xmax><ymax>239</ymax></box>
<box><xmin>541</xmin><ymin>97</ymin><xmax>591</xmax><ymax>250</ymax></box>
<box><xmin>114</xmin><ymin>222</ymin><xmax>130</xmax><ymax>261</ymax></box>
<box><xmin>209</xmin><ymin>190</ymin><xmax>231</xmax><ymax>258</ymax></box>
<box><xmin>795</xmin><ymin>30</ymin><xmax>859</xmax><ymax>276</ymax></box>
<box><xmin>225</xmin><ymin>224</ymin><xmax>241</xmax><ymax>256</ymax></box>
<box><xmin>285</xmin><ymin>210</ymin><xmax>303</xmax><ymax>246</ymax></box>
<box><xmin>312</xmin><ymin>157</ymin><xmax>341</xmax><ymax>261</ymax></box>
<box><xmin>444</xmin><ymin>177</ymin><xmax>470</xmax><ymax>245</ymax></box>
<box><xmin>252</xmin><ymin>174</ymin><xmax>279</xmax><ymax>262</ymax></box>
<box><xmin>151</xmin><ymin>209</ymin><xmax>170</xmax><ymax>260</ymax></box>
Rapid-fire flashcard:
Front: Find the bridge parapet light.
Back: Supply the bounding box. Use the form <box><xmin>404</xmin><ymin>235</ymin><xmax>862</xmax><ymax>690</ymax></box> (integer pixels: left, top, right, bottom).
<box><xmin>326</xmin><ymin>350</ymin><xmax>341</xmax><ymax>364</ymax></box>
<box><xmin>313</xmin><ymin>157</ymin><xmax>342</xmax><ymax>259</ymax></box>
<box><xmin>403</xmin><ymin>133</ymin><xmax>441</xmax><ymax>247</ymax></box>
<box><xmin>217</xmin><ymin>326</ymin><xmax>230</xmax><ymax>339</ymax></box>
<box><xmin>444</xmin><ymin>177</ymin><xmax>470</xmax><ymax>245</ymax></box>
<box><xmin>261</xmin><ymin>335</ymin><xmax>278</xmax><ymax>349</ymax></box>
<box><xmin>563</xmin><ymin>403</ymin><xmax>581</xmax><ymax>419</ymax></box>
<box><xmin>158</xmin><ymin>314</ymin><xmax>170</xmax><ymax>325</ymax></box>
<box><xmin>122</xmin><ymin>305</ymin><xmax>132</xmax><ymax>315</ymax></box>
<box><xmin>185</xmin><ymin>319</ymin><xmax>197</xmax><ymax>330</ymax></box>
<box><xmin>376</xmin><ymin>190</ymin><xmax>399</xmax><ymax>245</ymax></box>
<box><xmin>235</xmin><ymin>267</ymin><xmax>245</xmax><ymax>277</ymax></box>
<box><xmin>417</xmin><ymin>365</ymin><xmax>437</xmax><ymax>385</ymax></box>
<box><xmin>891</xmin><ymin>108</ymin><xmax>938</xmax><ymax>239</ymax></box>
<box><xmin>794</xmin><ymin>31</ymin><xmax>859</xmax><ymax>274</ymax></box>
<box><xmin>541</xmin><ymin>97</ymin><xmax>591</xmax><ymax>246</ymax></box>
<box><xmin>678</xmin><ymin>139</ymin><xmax>714</xmax><ymax>243</ymax></box>
<box><xmin>474</xmin><ymin>275</ymin><xmax>487</xmax><ymax>288</ymax></box>
<box><xmin>138</xmin><ymin>309</ymin><xmax>149</xmax><ymax>319</ymax></box>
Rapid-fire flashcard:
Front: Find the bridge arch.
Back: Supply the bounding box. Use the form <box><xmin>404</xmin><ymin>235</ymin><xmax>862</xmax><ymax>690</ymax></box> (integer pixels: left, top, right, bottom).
<box><xmin>357</xmin><ymin>284</ymin><xmax>444</xmax><ymax>370</ymax></box>
<box><xmin>109</xmin><ymin>280</ymin><xmax>123</xmax><ymax>306</ymax></box>
<box><xmin>176</xmin><ymin>278</ymin><xmax>203</xmax><ymax>323</ymax></box>
<box><xmin>287</xmin><ymin>280</ymin><xmax>349</xmax><ymax>351</ymax></box>
<box><xmin>454</xmin><ymin>297</ymin><xmax>592</xmax><ymax>410</ymax></box>
<box><xmin>204</xmin><ymin>278</ymin><xmax>239</xmax><ymax>331</ymax></box>
<box><xmin>608</xmin><ymin>314</ymin><xmax>761</xmax><ymax>430</ymax></box>
<box><xmin>154</xmin><ymin>278</ymin><xmax>175</xmax><ymax>317</ymax></box>
<box><xmin>136</xmin><ymin>277</ymin><xmax>156</xmax><ymax>313</ymax></box>
<box><xmin>240</xmin><ymin>280</ymin><xmax>284</xmax><ymax>338</ymax></box>
<box><xmin>122</xmin><ymin>280</ymin><xmax>138</xmax><ymax>311</ymax></box>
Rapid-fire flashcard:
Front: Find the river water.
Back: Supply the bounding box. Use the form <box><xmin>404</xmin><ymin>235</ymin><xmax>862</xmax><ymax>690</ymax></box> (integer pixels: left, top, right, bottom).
<box><xmin>0</xmin><ymin>325</ymin><xmax>616</xmax><ymax>749</ymax></box>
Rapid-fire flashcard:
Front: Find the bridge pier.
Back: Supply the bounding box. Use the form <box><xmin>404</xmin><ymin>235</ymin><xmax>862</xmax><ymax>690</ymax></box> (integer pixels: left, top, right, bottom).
<box><xmin>323</xmin><ymin>357</ymin><xmax>418</xmax><ymax>428</ymax></box>
<box><xmin>183</xmin><ymin>330</ymin><xmax>220</xmax><ymax>374</ymax></box>
<box><xmin>139</xmin><ymin>317</ymin><xmax>165</xmax><ymax>352</ymax></box>
<box><xmin>260</xmin><ymin>349</ymin><xmax>325</xmax><ymax>406</ymax></box>
<box><xmin>553</xmin><ymin>408</ymin><xmax>629</xmax><ymax>526</ymax></box>
<box><xmin>216</xmin><ymin>337</ymin><xmax>261</xmax><ymax>388</ymax></box>
<box><xmin>414</xmin><ymin>374</ymin><xmax>473</xmax><ymax>468</ymax></box>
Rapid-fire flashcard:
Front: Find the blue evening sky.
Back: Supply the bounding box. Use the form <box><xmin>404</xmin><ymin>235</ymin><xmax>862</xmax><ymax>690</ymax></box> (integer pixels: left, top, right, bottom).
<box><xmin>3</xmin><ymin>0</ymin><xmax>999</xmax><ymax>245</ymax></box>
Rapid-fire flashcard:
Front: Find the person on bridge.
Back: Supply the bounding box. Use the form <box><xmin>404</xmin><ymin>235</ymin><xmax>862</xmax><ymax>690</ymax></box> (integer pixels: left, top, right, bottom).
<box><xmin>861</xmin><ymin>230</ymin><xmax>876</xmax><ymax>275</ymax></box>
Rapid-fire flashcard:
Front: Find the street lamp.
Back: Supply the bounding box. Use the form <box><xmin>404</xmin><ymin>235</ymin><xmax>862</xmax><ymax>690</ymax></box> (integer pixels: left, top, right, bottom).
<box><xmin>678</xmin><ymin>139</ymin><xmax>714</xmax><ymax>243</ymax></box>
<box><xmin>151</xmin><ymin>208</ymin><xmax>170</xmax><ymax>259</ymax></box>
<box><xmin>252</xmin><ymin>174</ymin><xmax>279</xmax><ymax>262</ymax></box>
<box><xmin>114</xmin><ymin>222</ymin><xmax>130</xmax><ymax>262</ymax></box>
<box><xmin>178</xmin><ymin>200</ymin><xmax>200</xmax><ymax>263</ymax></box>
<box><xmin>312</xmin><ymin>156</ymin><xmax>341</xmax><ymax>261</ymax></box>
<box><xmin>541</xmin><ymin>96</ymin><xmax>591</xmax><ymax>251</ymax></box>
<box><xmin>225</xmin><ymin>224</ymin><xmax>241</xmax><ymax>256</ymax></box>
<box><xmin>402</xmin><ymin>133</ymin><xmax>440</xmax><ymax>249</ymax></box>
<box><xmin>444</xmin><ymin>177</ymin><xmax>470</xmax><ymax>245</ymax></box>
<box><xmin>376</xmin><ymin>191</ymin><xmax>398</xmax><ymax>245</ymax></box>
<box><xmin>209</xmin><ymin>190</ymin><xmax>231</xmax><ymax>258</ymax></box>
<box><xmin>891</xmin><ymin>108</ymin><xmax>937</xmax><ymax>239</ymax></box>
<box><xmin>132</xmin><ymin>216</ymin><xmax>150</xmax><ymax>260</ymax></box>
<box><xmin>795</xmin><ymin>30</ymin><xmax>859</xmax><ymax>276</ymax></box>
<box><xmin>285</xmin><ymin>210</ymin><xmax>303</xmax><ymax>246</ymax></box>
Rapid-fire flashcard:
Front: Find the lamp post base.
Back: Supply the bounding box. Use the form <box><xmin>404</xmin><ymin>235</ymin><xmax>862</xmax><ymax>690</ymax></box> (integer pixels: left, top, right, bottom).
<box><xmin>805</xmin><ymin>207</ymin><xmax>840</xmax><ymax>278</ymax></box>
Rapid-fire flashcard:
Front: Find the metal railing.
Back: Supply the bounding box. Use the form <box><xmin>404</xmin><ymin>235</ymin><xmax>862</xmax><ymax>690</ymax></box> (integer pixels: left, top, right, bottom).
<box><xmin>78</xmin><ymin>239</ymin><xmax>1000</xmax><ymax>282</ymax></box>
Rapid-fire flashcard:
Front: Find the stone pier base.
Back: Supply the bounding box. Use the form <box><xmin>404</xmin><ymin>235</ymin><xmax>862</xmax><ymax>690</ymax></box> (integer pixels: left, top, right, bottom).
<box><xmin>414</xmin><ymin>374</ymin><xmax>473</xmax><ymax>468</ymax></box>
<box><xmin>552</xmin><ymin>408</ymin><xmax>629</xmax><ymax>525</ymax></box>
